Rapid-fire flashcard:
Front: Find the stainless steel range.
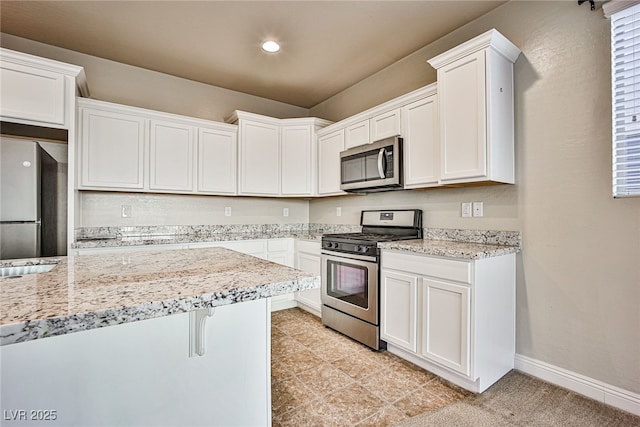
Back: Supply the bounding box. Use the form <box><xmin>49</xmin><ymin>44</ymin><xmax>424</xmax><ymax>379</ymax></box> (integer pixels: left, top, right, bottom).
<box><xmin>321</xmin><ymin>209</ymin><xmax>422</xmax><ymax>350</ymax></box>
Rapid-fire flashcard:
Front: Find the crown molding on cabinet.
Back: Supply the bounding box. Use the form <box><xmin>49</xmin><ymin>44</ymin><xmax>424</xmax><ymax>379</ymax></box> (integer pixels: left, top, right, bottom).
<box><xmin>427</xmin><ymin>28</ymin><xmax>521</xmax><ymax>70</ymax></box>
<box><xmin>225</xmin><ymin>110</ymin><xmax>333</xmax><ymax>128</ymax></box>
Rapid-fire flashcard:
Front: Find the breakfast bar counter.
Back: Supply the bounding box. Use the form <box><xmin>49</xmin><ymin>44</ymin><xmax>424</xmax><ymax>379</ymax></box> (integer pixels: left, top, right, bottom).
<box><xmin>0</xmin><ymin>247</ymin><xmax>319</xmax><ymax>427</ymax></box>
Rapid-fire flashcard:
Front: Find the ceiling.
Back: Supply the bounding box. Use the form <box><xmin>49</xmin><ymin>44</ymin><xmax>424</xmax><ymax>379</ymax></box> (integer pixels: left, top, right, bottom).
<box><xmin>0</xmin><ymin>1</ymin><xmax>507</xmax><ymax>108</ymax></box>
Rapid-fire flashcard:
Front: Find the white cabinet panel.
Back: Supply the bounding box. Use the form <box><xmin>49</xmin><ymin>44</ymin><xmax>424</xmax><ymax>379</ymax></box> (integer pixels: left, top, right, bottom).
<box><xmin>0</xmin><ymin>62</ymin><xmax>66</xmax><ymax>127</ymax></box>
<box><xmin>380</xmin><ymin>269</ymin><xmax>418</xmax><ymax>352</ymax></box>
<box><xmin>295</xmin><ymin>240</ymin><xmax>321</xmax><ymax>314</ymax></box>
<box><xmin>197</xmin><ymin>127</ymin><xmax>237</xmax><ymax>194</ymax></box>
<box><xmin>345</xmin><ymin>120</ymin><xmax>370</xmax><ymax>149</ymax></box>
<box><xmin>281</xmin><ymin>125</ymin><xmax>313</xmax><ymax>195</ymax></box>
<box><xmin>318</xmin><ymin>130</ymin><xmax>345</xmax><ymax>196</ymax></box>
<box><xmin>149</xmin><ymin>120</ymin><xmax>194</xmax><ymax>192</ymax></box>
<box><xmin>438</xmin><ymin>51</ymin><xmax>487</xmax><ymax>181</ymax></box>
<box><xmin>422</xmin><ymin>278</ymin><xmax>471</xmax><ymax>376</ymax></box>
<box><xmin>80</xmin><ymin>107</ymin><xmax>146</xmax><ymax>189</ymax></box>
<box><xmin>239</xmin><ymin>120</ymin><xmax>280</xmax><ymax>195</ymax></box>
<box><xmin>371</xmin><ymin>109</ymin><xmax>400</xmax><ymax>142</ymax></box>
<box><xmin>402</xmin><ymin>96</ymin><xmax>439</xmax><ymax>188</ymax></box>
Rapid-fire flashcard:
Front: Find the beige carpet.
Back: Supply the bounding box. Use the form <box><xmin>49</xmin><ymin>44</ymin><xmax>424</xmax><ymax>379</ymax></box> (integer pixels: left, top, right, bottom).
<box><xmin>393</xmin><ymin>371</ymin><xmax>639</xmax><ymax>427</ymax></box>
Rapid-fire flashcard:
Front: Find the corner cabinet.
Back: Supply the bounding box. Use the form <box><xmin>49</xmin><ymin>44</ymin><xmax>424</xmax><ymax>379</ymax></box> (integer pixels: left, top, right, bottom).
<box><xmin>228</xmin><ymin>111</ymin><xmax>331</xmax><ymax>197</ymax></box>
<box><xmin>428</xmin><ymin>29</ymin><xmax>521</xmax><ymax>185</ymax></box>
<box><xmin>77</xmin><ymin>98</ymin><xmax>238</xmax><ymax>195</ymax></box>
<box><xmin>0</xmin><ymin>48</ymin><xmax>88</xmax><ymax>129</ymax></box>
<box><xmin>380</xmin><ymin>249</ymin><xmax>515</xmax><ymax>393</ymax></box>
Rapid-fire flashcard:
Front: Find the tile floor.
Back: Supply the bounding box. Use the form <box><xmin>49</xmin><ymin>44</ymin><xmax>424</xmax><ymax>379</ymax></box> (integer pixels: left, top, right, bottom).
<box><xmin>271</xmin><ymin>308</ymin><xmax>470</xmax><ymax>426</ymax></box>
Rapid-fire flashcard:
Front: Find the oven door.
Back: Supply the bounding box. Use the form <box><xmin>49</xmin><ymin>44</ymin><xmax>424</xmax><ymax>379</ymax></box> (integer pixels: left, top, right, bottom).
<box><xmin>321</xmin><ymin>251</ymin><xmax>378</xmax><ymax>325</ymax></box>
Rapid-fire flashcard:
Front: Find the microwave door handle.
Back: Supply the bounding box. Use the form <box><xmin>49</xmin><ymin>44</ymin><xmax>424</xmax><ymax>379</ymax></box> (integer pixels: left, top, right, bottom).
<box><xmin>377</xmin><ymin>148</ymin><xmax>386</xmax><ymax>178</ymax></box>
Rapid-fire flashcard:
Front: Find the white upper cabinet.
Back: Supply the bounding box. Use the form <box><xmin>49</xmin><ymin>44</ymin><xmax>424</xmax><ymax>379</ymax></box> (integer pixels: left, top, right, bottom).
<box><xmin>344</xmin><ymin>109</ymin><xmax>401</xmax><ymax>149</ymax></box>
<box><xmin>370</xmin><ymin>109</ymin><xmax>401</xmax><ymax>142</ymax></box>
<box><xmin>197</xmin><ymin>127</ymin><xmax>237</xmax><ymax>195</ymax></box>
<box><xmin>0</xmin><ymin>48</ymin><xmax>88</xmax><ymax>129</ymax></box>
<box><xmin>238</xmin><ymin>119</ymin><xmax>280</xmax><ymax>195</ymax></box>
<box><xmin>229</xmin><ymin>111</ymin><xmax>331</xmax><ymax>197</ymax></box>
<box><xmin>78</xmin><ymin>98</ymin><xmax>238</xmax><ymax>195</ymax></box>
<box><xmin>345</xmin><ymin>120</ymin><xmax>370</xmax><ymax>149</ymax></box>
<box><xmin>80</xmin><ymin>105</ymin><xmax>146</xmax><ymax>190</ymax></box>
<box><xmin>428</xmin><ymin>29</ymin><xmax>520</xmax><ymax>185</ymax></box>
<box><xmin>281</xmin><ymin>125</ymin><xmax>314</xmax><ymax>196</ymax></box>
<box><xmin>149</xmin><ymin>120</ymin><xmax>195</xmax><ymax>192</ymax></box>
<box><xmin>317</xmin><ymin>129</ymin><xmax>346</xmax><ymax>196</ymax></box>
<box><xmin>402</xmin><ymin>94</ymin><xmax>439</xmax><ymax>188</ymax></box>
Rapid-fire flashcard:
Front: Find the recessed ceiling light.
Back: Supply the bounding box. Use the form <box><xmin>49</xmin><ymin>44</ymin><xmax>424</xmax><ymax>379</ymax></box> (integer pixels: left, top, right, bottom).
<box><xmin>261</xmin><ymin>40</ymin><xmax>280</xmax><ymax>53</ymax></box>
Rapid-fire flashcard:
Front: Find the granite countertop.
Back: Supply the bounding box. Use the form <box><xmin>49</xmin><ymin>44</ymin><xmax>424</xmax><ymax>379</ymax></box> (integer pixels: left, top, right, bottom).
<box><xmin>378</xmin><ymin>239</ymin><xmax>520</xmax><ymax>260</ymax></box>
<box><xmin>0</xmin><ymin>247</ymin><xmax>319</xmax><ymax>346</ymax></box>
<box><xmin>73</xmin><ymin>231</ymin><xmax>324</xmax><ymax>249</ymax></box>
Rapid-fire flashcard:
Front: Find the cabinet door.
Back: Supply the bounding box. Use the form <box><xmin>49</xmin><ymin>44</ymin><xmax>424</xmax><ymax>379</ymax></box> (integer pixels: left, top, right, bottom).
<box><xmin>345</xmin><ymin>120</ymin><xmax>370</xmax><ymax>149</ymax></box>
<box><xmin>370</xmin><ymin>109</ymin><xmax>400</xmax><ymax>142</ymax></box>
<box><xmin>421</xmin><ymin>278</ymin><xmax>471</xmax><ymax>376</ymax></box>
<box><xmin>239</xmin><ymin>120</ymin><xmax>280</xmax><ymax>195</ymax></box>
<box><xmin>80</xmin><ymin>108</ymin><xmax>146</xmax><ymax>189</ymax></box>
<box><xmin>295</xmin><ymin>251</ymin><xmax>321</xmax><ymax>311</ymax></box>
<box><xmin>438</xmin><ymin>50</ymin><xmax>487</xmax><ymax>181</ymax></box>
<box><xmin>380</xmin><ymin>269</ymin><xmax>418</xmax><ymax>352</ymax></box>
<box><xmin>402</xmin><ymin>96</ymin><xmax>439</xmax><ymax>188</ymax></box>
<box><xmin>281</xmin><ymin>125</ymin><xmax>313</xmax><ymax>196</ymax></box>
<box><xmin>0</xmin><ymin>62</ymin><xmax>66</xmax><ymax>127</ymax></box>
<box><xmin>197</xmin><ymin>127</ymin><xmax>237</xmax><ymax>194</ymax></box>
<box><xmin>149</xmin><ymin>120</ymin><xmax>194</xmax><ymax>192</ymax></box>
<box><xmin>318</xmin><ymin>130</ymin><xmax>345</xmax><ymax>196</ymax></box>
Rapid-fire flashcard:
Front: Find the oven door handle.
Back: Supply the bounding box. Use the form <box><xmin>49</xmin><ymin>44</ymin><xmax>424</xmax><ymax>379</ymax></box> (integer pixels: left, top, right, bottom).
<box><xmin>321</xmin><ymin>250</ymin><xmax>377</xmax><ymax>263</ymax></box>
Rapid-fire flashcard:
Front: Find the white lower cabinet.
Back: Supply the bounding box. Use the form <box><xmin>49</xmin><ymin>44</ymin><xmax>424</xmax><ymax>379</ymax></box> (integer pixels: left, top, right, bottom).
<box><xmin>294</xmin><ymin>240</ymin><xmax>321</xmax><ymax>316</ymax></box>
<box><xmin>380</xmin><ymin>270</ymin><xmax>418</xmax><ymax>352</ymax></box>
<box><xmin>380</xmin><ymin>249</ymin><xmax>515</xmax><ymax>393</ymax></box>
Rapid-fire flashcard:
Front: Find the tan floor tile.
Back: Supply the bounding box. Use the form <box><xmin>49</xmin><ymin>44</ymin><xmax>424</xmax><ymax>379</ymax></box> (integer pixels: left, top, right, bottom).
<box><xmin>272</xmin><ymin>309</ymin><xmax>300</xmax><ymax>325</ymax></box>
<box><xmin>271</xmin><ymin>325</ymin><xmax>286</xmax><ymax>340</ymax></box>
<box><xmin>272</xmin><ymin>374</ymin><xmax>316</xmax><ymax>415</ymax></box>
<box><xmin>323</xmin><ymin>383</ymin><xmax>386</xmax><ymax>425</ymax></box>
<box><xmin>393</xmin><ymin>387</ymin><xmax>449</xmax><ymax>417</ymax></box>
<box><xmin>332</xmin><ymin>354</ymin><xmax>386</xmax><ymax>381</ymax></box>
<box><xmin>295</xmin><ymin>363</ymin><xmax>355</xmax><ymax>397</ymax></box>
<box><xmin>426</xmin><ymin>376</ymin><xmax>471</xmax><ymax>402</ymax></box>
<box><xmin>276</xmin><ymin>319</ymin><xmax>323</xmax><ymax>336</ymax></box>
<box><xmin>276</xmin><ymin>398</ymin><xmax>342</xmax><ymax>427</ymax></box>
<box><xmin>273</xmin><ymin>348</ymin><xmax>325</xmax><ymax>375</ymax></box>
<box><xmin>292</xmin><ymin>328</ymin><xmax>339</xmax><ymax>348</ymax></box>
<box><xmin>360</xmin><ymin>367</ymin><xmax>422</xmax><ymax>404</ymax></box>
<box><xmin>389</xmin><ymin>359</ymin><xmax>438</xmax><ymax>385</ymax></box>
<box><xmin>308</xmin><ymin>338</ymin><xmax>359</xmax><ymax>363</ymax></box>
<box><xmin>272</xmin><ymin>335</ymin><xmax>307</xmax><ymax>358</ymax></box>
<box><xmin>355</xmin><ymin>405</ymin><xmax>410</xmax><ymax>427</ymax></box>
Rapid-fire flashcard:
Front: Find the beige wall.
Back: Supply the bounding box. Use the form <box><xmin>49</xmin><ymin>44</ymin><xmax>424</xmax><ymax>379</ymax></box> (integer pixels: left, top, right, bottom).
<box><xmin>78</xmin><ymin>192</ymin><xmax>309</xmax><ymax>227</ymax></box>
<box><xmin>311</xmin><ymin>1</ymin><xmax>640</xmax><ymax>394</ymax></box>
<box><xmin>0</xmin><ymin>33</ymin><xmax>308</xmax><ymax>122</ymax></box>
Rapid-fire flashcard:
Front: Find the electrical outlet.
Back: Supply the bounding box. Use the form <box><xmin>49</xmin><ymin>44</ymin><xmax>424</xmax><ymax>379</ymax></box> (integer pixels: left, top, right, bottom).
<box><xmin>461</xmin><ymin>202</ymin><xmax>472</xmax><ymax>218</ymax></box>
<box><xmin>224</xmin><ymin>207</ymin><xmax>232</xmax><ymax>217</ymax></box>
<box><xmin>283</xmin><ymin>208</ymin><xmax>289</xmax><ymax>217</ymax></box>
<box><xmin>473</xmin><ymin>202</ymin><xmax>484</xmax><ymax>217</ymax></box>
<box><xmin>336</xmin><ymin>207</ymin><xmax>342</xmax><ymax>217</ymax></box>
<box><xmin>121</xmin><ymin>205</ymin><xmax>132</xmax><ymax>218</ymax></box>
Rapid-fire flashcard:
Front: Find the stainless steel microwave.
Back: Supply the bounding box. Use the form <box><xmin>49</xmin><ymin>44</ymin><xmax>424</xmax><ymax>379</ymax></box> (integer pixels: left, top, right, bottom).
<box><xmin>340</xmin><ymin>136</ymin><xmax>402</xmax><ymax>192</ymax></box>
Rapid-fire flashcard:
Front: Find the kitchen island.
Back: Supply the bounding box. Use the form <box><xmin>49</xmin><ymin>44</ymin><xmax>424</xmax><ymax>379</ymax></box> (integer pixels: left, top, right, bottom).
<box><xmin>0</xmin><ymin>247</ymin><xmax>319</xmax><ymax>426</ymax></box>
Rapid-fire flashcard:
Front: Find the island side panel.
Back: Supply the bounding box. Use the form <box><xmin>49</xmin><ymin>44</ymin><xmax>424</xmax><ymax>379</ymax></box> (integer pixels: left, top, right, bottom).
<box><xmin>0</xmin><ymin>298</ymin><xmax>271</xmax><ymax>426</ymax></box>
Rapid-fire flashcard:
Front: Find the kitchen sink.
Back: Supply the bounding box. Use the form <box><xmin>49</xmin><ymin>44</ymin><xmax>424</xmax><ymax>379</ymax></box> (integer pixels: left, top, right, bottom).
<box><xmin>0</xmin><ymin>263</ymin><xmax>57</xmax><ymax>277</ymax></box>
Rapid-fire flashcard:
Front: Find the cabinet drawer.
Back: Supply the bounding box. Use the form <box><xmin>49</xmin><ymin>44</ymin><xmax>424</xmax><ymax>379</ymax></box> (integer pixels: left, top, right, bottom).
<box><xmin>295</xmin><ymin>239</ymin><xmax>320</xmax><ymax>254</ymax></box>
<box><xmin>267</xmin><ymin>238</ymin><xmax>291</xmax><ymax>252</ymax></box>
<box><xmin>381</xmin><ymin>251</ymin><xmax>471</xmax><ymax>284</ymax></box>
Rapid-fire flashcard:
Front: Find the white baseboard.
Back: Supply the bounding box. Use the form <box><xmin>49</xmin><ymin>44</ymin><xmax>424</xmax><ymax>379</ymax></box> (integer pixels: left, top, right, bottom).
<box><xmin>515</xmin><ymin>354</ymin><xmax>640</xmax><ymax>416</ymax></box>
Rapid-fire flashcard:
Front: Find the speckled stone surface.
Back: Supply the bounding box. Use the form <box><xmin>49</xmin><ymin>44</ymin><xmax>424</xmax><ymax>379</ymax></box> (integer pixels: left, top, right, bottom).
<box><xmin>423</xmin><ymin>228</ymin><xmax>521</xmax><ymax>247</ymax></box>
<box><xmin>73</xmin><ymin>223</ymin><xmax>361</xmax><ymax>249</ymax></box>
<box><xmin>378</xmin><ymin>239</ymin><xmax>520</xmax><ymax>260</ymax></box>
<box><xmin>0</xmin><ymin>247</ymin><xmax>319</xmax><ymax>346</ymax></box>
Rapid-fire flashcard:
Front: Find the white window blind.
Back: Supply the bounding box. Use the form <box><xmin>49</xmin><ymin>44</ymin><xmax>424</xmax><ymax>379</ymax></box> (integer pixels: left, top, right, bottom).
<box><xmin>611</xmin><ymin>4</ymin><xmax>640</xmax><ymax>197</ymax></box>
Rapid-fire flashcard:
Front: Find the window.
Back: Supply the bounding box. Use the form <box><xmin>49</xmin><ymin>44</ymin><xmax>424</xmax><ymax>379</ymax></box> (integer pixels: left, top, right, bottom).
<box><xmin>610</xmin><ymin>3</ymin><xmax>640</xmax><ymax>197</ymax></box>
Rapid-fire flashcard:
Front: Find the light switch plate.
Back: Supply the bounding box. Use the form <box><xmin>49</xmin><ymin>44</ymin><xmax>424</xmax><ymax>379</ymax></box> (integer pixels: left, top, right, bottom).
<box><xmin>121</xmin><ymin>205</ymin><xmax>132</xmax><ymax>218</ymax></box>
<box><xmin>461</xmin><ymin>202</ymin><xmax>472</xmax><ymax>218</ymax></box>
<box><xmin>224</xmin><ymin>207</ymin><xmax>232</xmax><ymax>217</ymax></box>
<box><xmin>283</xmin><ymin>208</ymin><xmax>289</xmax><ymax>217</ymax></box>
<box><xmin>336</xmin><ymin>207</ymin><xmax>342</xmax><ymax>217</ymax></box>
